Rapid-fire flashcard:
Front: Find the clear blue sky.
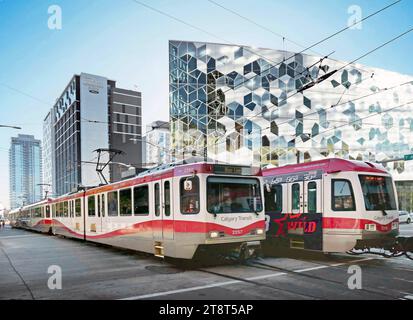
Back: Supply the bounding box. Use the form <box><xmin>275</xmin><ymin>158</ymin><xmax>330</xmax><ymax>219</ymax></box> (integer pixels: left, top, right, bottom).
<box><xmin>0</xmin><ymin>0</ymin><xmax>412</xmax><ymax>208</ymax></box>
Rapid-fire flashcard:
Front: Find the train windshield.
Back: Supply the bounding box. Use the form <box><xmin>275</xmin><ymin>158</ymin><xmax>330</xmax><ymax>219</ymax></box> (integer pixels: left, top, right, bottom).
<box><xmin>359</xmin><ymin>175</ymin><xmax>397</xmax><ymax>211</ymax></box>
<box><xmin>207</xmin><ymin>177</ymin><xmax>262</xmax><ymax>214</ymax></box>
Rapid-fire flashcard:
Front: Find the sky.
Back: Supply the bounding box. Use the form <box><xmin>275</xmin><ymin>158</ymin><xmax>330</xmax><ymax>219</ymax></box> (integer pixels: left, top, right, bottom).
<box><xmin>0</xmin><ymin>0</ymin><xmax>412</xmax><ymax>208</ymax></box>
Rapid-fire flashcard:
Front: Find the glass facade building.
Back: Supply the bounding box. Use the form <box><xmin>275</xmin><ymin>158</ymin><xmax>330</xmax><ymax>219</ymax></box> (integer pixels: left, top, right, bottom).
<box><xmin>169</xmin><ymin>40</ymin><xmax>413</xmax><ymax>210</ymax></box>
<box><xmin>9</xmin><ymin>134</ymin><xmax>43</xmax><ymax>209</ymax></box>
<box><xmin>44</xmin><ymin>73</ymin><xmax>143</xmax><ymax>196</ymax></box>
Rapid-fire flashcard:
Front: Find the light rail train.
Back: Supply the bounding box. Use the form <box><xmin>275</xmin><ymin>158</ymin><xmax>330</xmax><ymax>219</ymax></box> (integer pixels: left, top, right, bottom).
<box><xmin>9</xmin><ymin>162</ymin><xmax>265</xmax><ymax>260</ymax></box>
<box><xmin>262</xmin><ymin>159</ymin><xmax>399</xmax><ymax>253</ymax></box>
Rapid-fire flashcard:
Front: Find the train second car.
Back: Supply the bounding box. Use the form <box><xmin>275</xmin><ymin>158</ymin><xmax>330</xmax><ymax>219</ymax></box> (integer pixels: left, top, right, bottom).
<box><xmin>262</xmin><ymin>159</ymin><xmax>399</xmax><ymax>253</ymax></box>
<box><xmin>10</xmin><ymin>162</ymin><xmax>265</xmax><ymax>260</ymax></box>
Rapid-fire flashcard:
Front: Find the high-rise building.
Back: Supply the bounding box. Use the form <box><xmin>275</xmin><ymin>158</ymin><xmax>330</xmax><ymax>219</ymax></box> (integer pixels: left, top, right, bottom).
<box><xmin>43</xmin><ymin>73</ymin><xmax>143</xmax><ymax>196</ymax></box>
<box><xmin>169</xmin><ymin>40</ymin><xmax>413</xmax><ymax>210</ymax></box>
<box><xmin>9</xmin><ymin>134</ymin><xmax>43</xmax><ymax>209</ymax></box>
<box><xmin>42</xmin><ymin>111</ymin><xmax>55</xmax><ymax>197</ymax></box>
<box><xmin>145</xmin><ymin>121</ymin><xmax>170</xmax><ymax>167</ymax></box>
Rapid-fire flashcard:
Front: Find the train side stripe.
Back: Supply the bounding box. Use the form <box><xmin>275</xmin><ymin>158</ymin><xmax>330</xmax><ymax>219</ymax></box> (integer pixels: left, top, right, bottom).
<box><xmin>49</xmin><ymin>219</ymin><xmax>265</xmax><ymax>239</ymax></box>
<box><xmin>322</xmin><ymin>217</ymin><xmax>398</xmax><ymax>232</ymax></box>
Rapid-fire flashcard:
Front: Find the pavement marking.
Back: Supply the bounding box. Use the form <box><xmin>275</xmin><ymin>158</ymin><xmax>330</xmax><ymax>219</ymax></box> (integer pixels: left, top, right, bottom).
<box><xmin>404</xmin><ymin>295</ymin><xmax>413</xmax><ymax>300</ymax></box>
<box><xmin>393</xmin><ymin>277</ymin><xmax>413</xmax><ymax>283</ymax></box>
<box><xmin>119</xmin><ymin>257</ymin><xmax>373</xmax><ymax>300</ymax></box>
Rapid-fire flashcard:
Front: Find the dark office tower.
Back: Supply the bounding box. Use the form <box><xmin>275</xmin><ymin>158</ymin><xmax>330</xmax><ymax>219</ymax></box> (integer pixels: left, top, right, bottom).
<box><xmin>44</xmin><ymin>73</ymin><xmax>142</xmax><ymax>196</ymax></box>
<box><xmin>9</xmin><ymin>134</ymin><xmax>43</xmax><ymax>209</ymax></box>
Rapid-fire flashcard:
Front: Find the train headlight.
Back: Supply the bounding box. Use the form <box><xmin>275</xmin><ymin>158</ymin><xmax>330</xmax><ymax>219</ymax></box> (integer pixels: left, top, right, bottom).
<box><xmin>392</xmin><ymin>222</ymin><xmax>399</xmax><ymax>229</ymax></box>
<box><xmin>250</xmin><ymin>228</ymin><xmax>264</xmax><ymax>235</ymax></box>
<box><xmin>209</xmin><ymin>231</ymin><xmax>220</xmax><ymax>238</ymax></box>
<box><xmin>256</xmin><ymin>228</ymin><xmax>264</xmax><ymax>235</ymax></box>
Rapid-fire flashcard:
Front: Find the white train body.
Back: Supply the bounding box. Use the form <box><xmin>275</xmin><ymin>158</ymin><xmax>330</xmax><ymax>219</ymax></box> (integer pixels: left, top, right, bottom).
<box><xmin>10</xmin><ymin>162</ymin><xmax>265</xmax><ymax>259</ymax></box>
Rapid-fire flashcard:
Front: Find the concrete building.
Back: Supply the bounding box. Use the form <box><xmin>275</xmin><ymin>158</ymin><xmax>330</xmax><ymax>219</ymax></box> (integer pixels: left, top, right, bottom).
<box><xmin>169</xmin><ymin>40</ymin><xmax>413</xmax><ymax>210</ymax></box>
<box><xmin>43</xmin><ymin>73</ymin><xmax>143</xmax><ymax>196</ymax></box>
<box><xmin>9</xmin><ymin>134</ymin><xmax>43</xmax><ymax>209</ymax></box>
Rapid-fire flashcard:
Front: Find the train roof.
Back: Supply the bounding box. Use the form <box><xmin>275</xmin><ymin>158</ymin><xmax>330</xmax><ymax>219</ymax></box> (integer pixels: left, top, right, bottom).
<box><xmin>262</xmin><ymin>158</ymin><xmax>388</xmax><ymax>176</ymax></box>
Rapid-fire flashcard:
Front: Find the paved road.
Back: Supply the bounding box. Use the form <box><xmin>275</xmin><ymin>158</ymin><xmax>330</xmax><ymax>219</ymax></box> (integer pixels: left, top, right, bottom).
<box><xmin>0</xmin><ymin>225</ymin><xmax>412</xmax><ymax>300</ymax></box>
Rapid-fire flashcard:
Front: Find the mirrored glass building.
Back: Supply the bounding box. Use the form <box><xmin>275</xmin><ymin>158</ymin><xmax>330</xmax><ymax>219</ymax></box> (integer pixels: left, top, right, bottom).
<box><xmin>169</xmin><ymin>40</ymin><xmax>413</xmax><ymax>210</ymax></box>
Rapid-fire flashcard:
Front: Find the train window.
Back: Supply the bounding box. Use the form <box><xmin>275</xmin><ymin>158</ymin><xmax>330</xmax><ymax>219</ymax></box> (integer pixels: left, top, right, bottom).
<box><xmin>164</xmin><ymin>181</ymin><xmax>171</xmax><ymax>217</ymax></box>
<box><xmin>134</xmin><ymin>185</ymin><xmax>149</xmax><ymax>215</ymax></box>
<box><xmin>180</xmin><ymin>176</ymin><xmax>200</xmax><ymax>214</ymax></box>
<box><xmin>207</xmin><ymin>177</ymin><xmax>261</xmax><ymax>214</ymax></box>
<box><xmin>56</xmin><ymin>202</ymin><xmax>62</xmax><ymax>218</ymax></box>
<box><xmin>119</xmin><ymin>189</ymin><xmax>132</xmax><ymax>216</ymax></box>
<box><xmin>88</xmin><ymin>196</ymin><xmax>96</xmax><ymax>216</ymax></box>
<box><xmin>108</xmin><ymin>191</ymin><xmax>118</xmax><ymax>216</ymax></box>
<box><xmin>46</xmin><ymin>206</ymin><xmax>50</xmax><ymax>218</ymax></box>
<box><xmin>332</xmin><ymin>179</ymin><xmax>355</xmax><ymax>211</ymax></box>
<box><xmin>75</xmin><ymin>199</ymin><xmax>81</xmax><ymax>217</ymax></box>
<box><xmin>97</xmin><ymin>195</ymin><xmax>101</xmax><ymax>217</ymax></box>
<box><xmin>265</xmin><ymin>185</ymin><xmax>283</xmax><ymax>214</ymax></box>
<box><xmin>34</xmin><ymin>207</ymin><xmax>42</xmax><ymax>218</ymax></box>
<box><xmin>307</xmin><ymin>182</ymin><xmax>317</xmax><ymax>213</ymax></box>
<box><xmin>154</xmin><ymin>183</ymin><xmax>161</xmax><ymax>217</ymax></box>
<box><xmin>62</xmin><ymin>202</ymin><xmax>67</xmax><ymax>217</ymax></box>
<box><xmin>100</xmin><ymin>194</ymin><xmax>106</xmax><ymax>217</ymax></box>
<box><xmin>359</xmin><ymin>175</ymin><xmax>397</xmax><ymax>211</ymax></box>
<box><xmin>292</xmin><ymin>183</ymin><xmax>300</xmax><ymax>211</ymax></box>
<box><xmin>69</xmin><ymin>201</ymin><xmax>73</xmax><ymax>218</ymax></box>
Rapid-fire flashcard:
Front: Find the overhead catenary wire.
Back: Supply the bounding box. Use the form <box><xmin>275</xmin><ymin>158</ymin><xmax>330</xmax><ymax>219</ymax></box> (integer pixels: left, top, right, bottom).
<box><xmin>131</xmin><ymin>0</ymin><xmax>401</xmax><ymax>98</ymax></box>
<box><xmin>206</xmin><ymin>0</ymin><xmax>373</xmax><ymax>75</ymax></box>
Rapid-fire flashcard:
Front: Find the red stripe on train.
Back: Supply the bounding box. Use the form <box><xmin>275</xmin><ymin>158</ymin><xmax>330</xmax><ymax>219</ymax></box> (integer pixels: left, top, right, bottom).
<box><xmin>323</xmin><ymin>217</ymin><xmax>398</xmax><ymax>232</ymax></box>
<box><xmin>50</xmin><ymin>219</ymin><xmax>265</xmax><ymax>239</ymax></box>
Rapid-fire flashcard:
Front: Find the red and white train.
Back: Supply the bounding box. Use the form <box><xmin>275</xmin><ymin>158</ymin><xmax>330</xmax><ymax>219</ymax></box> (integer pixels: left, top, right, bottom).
<box><xmin>262</xmin><ymin>159</ymin><xmax>399</xmax><ymax>253</ymax></box>
<box><xmin>9</xmin><ymin>158</ymin><xmax>400</xmax><ymax>258</ymax></box>
<box><xmin>9</xmin><ymin>162</ymin><xmax>265</xmax><ymax>260</ymax></box>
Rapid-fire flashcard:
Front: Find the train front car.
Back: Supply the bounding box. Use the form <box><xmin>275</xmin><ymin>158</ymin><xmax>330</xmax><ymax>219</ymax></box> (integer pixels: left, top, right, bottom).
<box><xmin>262</xmin><ymin>159</ymin><xmax>399</xmax><ymax>254</ymax></box>
<box><xmin>173</xmin><ymin>163</ymin><xmax>266</xmax><ymax>260</ymax></box>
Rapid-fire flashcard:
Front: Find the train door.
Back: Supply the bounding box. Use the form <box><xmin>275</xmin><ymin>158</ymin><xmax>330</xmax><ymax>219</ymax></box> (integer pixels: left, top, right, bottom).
<box><xmin>162</xmin><ymin>179</ymin><xmax>174</xmax><ymax>240</ymax></box>
<box><xmin>288</xmin><ymin>181</ymin><xmax>304</xmax><ymax>214</ymax></box>
<box><xmin>152</xmin><ymin>182</ymin><xmax>163</xmax><ymax>239</ymax></box>
<box><xmin>303</xmin><ymin>179</ymin><xmax>323</xmax><ymax>251</ymax></box>
<box><xmin>97</xmin><ymin>194</ymin><xmax>105</xmax><ymax>233</ymax></box>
